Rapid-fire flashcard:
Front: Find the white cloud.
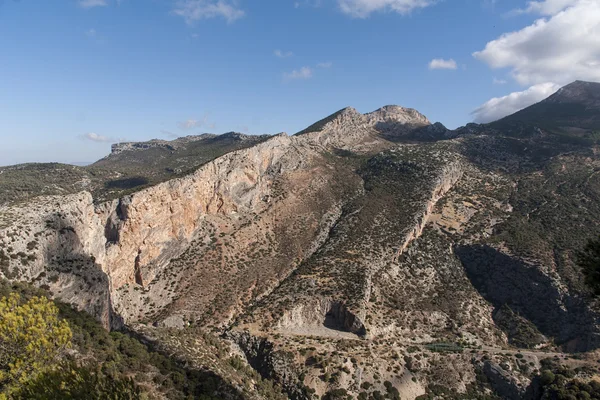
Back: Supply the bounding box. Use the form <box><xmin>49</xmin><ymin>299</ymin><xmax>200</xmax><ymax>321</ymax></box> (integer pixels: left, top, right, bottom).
<box><xmin>85</xmin><ymin>28</ymin><xmax>97</xmax><ymax>37</ymax></box>
<box><xmin>283</xmin><ymin>67</ymin><xmax>313</xmax><ymax>81</ymax></box>
<box><xmin>428</xmin><ymin>58</ymin><xmax>457</xmax><ymax>70</ymax></box>
<box><xmin>317</xmin><ymin>61</ymin><xmax>333</xmax><ymax>68</ymax></box>
<box><xmin>338</xmin><ymin>0</ymin><xmax>435</xmax><ymax>18</ymax></box>
<box><xmin>172</xmin><ymin>0</ymin><xmax>245</xmax><ymax>24</ymax></box>
<box><xmin>473</xmin><ymin>0</ymin><xmax>600</xmax><ymax>86</ymax></box>
<box><xmin>80</xmin><ymin>132</ymin><xmax>115</xmax><ymax>143</ymax></box>
<box><xmin>78</xmin><ymin>0</ymin><xmax>108</xmax><ymax>8</ymax></box>
<box><xmin>471</xmin><ymin>82</ymin><xmax>561</xmax><ymax>123</ymax></box>
<box><xmin>274</xmin><ymin>49</ymin><xmax>293</xmax><ymax>58</ymax></box>
<box><xmin>493</xmin><ymin>77</ymin><xmax>507</xmax><ymax>84</ymax></box>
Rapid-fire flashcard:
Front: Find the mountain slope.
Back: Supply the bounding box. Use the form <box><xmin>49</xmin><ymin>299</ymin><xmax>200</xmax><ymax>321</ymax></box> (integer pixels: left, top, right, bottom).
<box><xmin>491</xmin><ymin>80</ymin><xmax>600</xmax><ymax>141</ymax></box>
<box><xmin>3</xmin><ymin>83</ymin><xmax>600</xmax><ymax>399</ymax></box>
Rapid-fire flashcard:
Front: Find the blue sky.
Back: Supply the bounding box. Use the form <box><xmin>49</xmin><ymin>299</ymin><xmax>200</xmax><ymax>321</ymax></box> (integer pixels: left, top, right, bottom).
<box><xmin>1</xmin><ymin>0</ymin><xmax>599</xmax><ymax>165</ymax></box>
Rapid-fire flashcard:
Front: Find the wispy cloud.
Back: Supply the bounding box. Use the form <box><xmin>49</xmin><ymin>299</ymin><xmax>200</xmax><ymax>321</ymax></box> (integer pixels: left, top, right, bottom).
<box><xmin>493</xmin><ymin>77</ymin><xmax>507</xmax><ymax>85</ymax></box>
<box><xmin>338</xmin><ymin>0</ymin><xmax>435</xmax><ymax>18</ymax></box>
<box><xmin>428</xmin><ymin>58</ymin><xmax>457</xmax><ymax>70</ymax></box>
<box><xmin>85</xmin><ymin>28</ymin><xmax>97</xmax><ymax>37</ymax></box>
<box><xmin>78</xmin><ymin>0</ymin><xmax>108</xmax><ymax>8</ymax></box>
<box><xmin>80</xmin><ymin>132</ymin><xmax>121</xmax><ymax>143</ymax></box>
<box><xmin>274</xmin><ymin>49</ymin><xmax>294</xmax><ymax>58</ymax></box>
<box><xmin>283</xmin><ymin>66</ymin><xmax>313</xmax><ymax>81</ymax></box>
<box><xmin>178</xmin><ymin>119</ymin><xmax>205</xmax><ymax>130</ymax></box>
<box><xmin>317</xmin><ymin>61</ymin><xmax>333</xmax><ymax>68</ymax></box>
<box><xmin>172</xmin><ymin>0</ymin><xmax>245</xmax><ymax>24</ymax></box>
<box><xmin>177</xmin><ymin>113</ymin><xmax>213</xmax><ymax>130</ymax></box>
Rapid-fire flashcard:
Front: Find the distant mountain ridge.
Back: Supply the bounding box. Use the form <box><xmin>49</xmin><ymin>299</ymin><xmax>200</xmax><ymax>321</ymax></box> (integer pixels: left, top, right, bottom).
<box><xmin>0</xmin><ymin>131</ymin><xmax>271</xmax><ymax>205</ymax></box>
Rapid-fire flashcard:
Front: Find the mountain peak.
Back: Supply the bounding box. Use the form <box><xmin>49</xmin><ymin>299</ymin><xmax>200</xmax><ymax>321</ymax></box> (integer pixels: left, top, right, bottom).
<box><xmin>339</xmin><ymin>106</ymin><xmax>360</xmax><ymax>115</ymax></box>
<box><xmin>295</xmin><ymin>107</ymin><xmax>361</xmax><ymax>136</ymax></box>
<box><xmin>543</xmin><ymin>80</ymin><xmax>600</xmax><ymax>107</ymax></box>
<box><xmin>365</xmin><ymin>105</ymin><xmax>430</xmax><ymax>126</ymax></box>
<box><xmin>493</xmin><ymin>80</ymin><xmax>600</xmax><ymax>133</ymax></box>
<box><xmin>295</xmin><ymin>105</ymin><xmax>429</xmax><ymax>137</ymax></box>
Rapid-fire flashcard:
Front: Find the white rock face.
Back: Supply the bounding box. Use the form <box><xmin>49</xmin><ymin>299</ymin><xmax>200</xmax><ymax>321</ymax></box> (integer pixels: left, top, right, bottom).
<box><xmin>0</xmin><ymin>105</ymin><xmax>432</xmax><ymax>327</ymax></box>
<box><xmin>102</xmin><ymin>133</ymin><xmax>296</xmax><ymax>290</ymax></box>
<box><xmin>0</xmin><ymin>192</ymin><xmax>115</xmax><ymax>326</ymax></box>
<box><xmin>301</xmin><ymin>105</ymin><xmax>431</xmax><ymax>150</ymax></box>
<box><xmin>364</xmin><ymin>105</ymin><xmax>430</xmax><ymax>127</ymax></box>
<box><xmin>1</xmin><ymin>133</ymin><xmax>301</xmax><ymax>324</ymax></box>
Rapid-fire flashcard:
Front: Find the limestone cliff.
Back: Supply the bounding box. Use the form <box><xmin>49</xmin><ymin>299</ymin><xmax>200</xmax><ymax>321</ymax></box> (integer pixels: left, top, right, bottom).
<box><xmin>1</xmin><ymin>133</ymin><xmax>297</xmax><ymax>325</ymax></box>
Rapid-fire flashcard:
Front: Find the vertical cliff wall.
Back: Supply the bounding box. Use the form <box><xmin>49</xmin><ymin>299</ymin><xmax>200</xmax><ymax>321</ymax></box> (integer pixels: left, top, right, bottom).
<box><xmin>0</xmin><ymin>134</ymin><xmax>298</xmax><ymax>326</ymax></box>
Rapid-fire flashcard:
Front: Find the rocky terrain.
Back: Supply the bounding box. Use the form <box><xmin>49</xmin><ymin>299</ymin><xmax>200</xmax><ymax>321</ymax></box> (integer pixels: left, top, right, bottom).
<box><xmin>2</xmin><ymin>81</ymin><xmax>600</xmax><ymax>399</ymax></box>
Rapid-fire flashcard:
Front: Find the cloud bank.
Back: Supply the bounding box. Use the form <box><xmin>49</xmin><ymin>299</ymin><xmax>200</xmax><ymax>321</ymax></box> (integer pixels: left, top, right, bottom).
<box><xmin>472</xmin><ymin>0</ymin><xmax>600</xmax><ymax>122</ymax></box>
<box><xmin>471</xmin><ymin>82</ymin><xmax>560</xmax><ymax>123</ymax></box>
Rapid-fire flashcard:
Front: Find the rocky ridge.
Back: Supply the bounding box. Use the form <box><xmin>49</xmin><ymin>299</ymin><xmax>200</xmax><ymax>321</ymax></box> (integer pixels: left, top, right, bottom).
<box><xmin>3</xmin><ymin>89</ymin><xmax>600</xmax><ymax>399</ymax></box>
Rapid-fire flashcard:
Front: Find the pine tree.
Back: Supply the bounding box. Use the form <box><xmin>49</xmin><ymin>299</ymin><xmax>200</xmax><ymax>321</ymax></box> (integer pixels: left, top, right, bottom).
<box><xmin>0</xmin><ymin>293</ymin><xmax>72</xmax><ymax>394</ymax></box>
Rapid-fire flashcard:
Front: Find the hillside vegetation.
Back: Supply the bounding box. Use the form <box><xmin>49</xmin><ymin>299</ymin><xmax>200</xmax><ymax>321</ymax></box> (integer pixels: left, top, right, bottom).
<box><xmin>0</xmin><ymin>280</ymin><xmax>285</xmax><ymax>399</ymax></box>
<box><xmin>0</xmin><ymin>132</ymin><xmax>270</xmax><ymax>205</ymax></box>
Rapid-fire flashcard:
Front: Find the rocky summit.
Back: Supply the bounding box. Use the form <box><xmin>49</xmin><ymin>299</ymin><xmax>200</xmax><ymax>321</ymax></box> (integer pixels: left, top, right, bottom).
<box><xmin>3</xmin><ymin>81</ymin><xmax>600</xmax><ymax>399</ymax></box>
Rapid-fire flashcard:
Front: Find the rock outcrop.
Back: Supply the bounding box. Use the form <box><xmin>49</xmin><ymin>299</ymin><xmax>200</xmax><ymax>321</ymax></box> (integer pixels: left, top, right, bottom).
<box><xmin>277</xmin><ymin>298</ymin><xmax>367</xmax><ymax>337</ymax></box>
<box><xmin>297</xmin><ymin>105</ymin><xmax>431</xmax><ymax>151</ymax></box>
<box><xmin>483</xmin><ymin>361</ymin><xmax>528</xmax><ymax>400</ymax></box>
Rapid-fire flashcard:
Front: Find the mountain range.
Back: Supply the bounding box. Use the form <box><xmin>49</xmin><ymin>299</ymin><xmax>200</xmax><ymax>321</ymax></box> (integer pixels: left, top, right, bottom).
<box><xmin>2</xmin><ymin>80</ymin><xmax>600</xmax><ymax>399</ymax></box>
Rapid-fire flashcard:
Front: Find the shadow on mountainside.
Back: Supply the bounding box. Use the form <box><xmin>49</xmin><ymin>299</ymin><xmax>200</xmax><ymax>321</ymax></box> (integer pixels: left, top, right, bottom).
<box><xmin>5</xmin><ymin>209</ymin><xmax>250</xmax><ymax>399</ymax></box>
<box><xmin>455</xmin><ymin>244</ymin><xmax>600</xmax><ymax>352</ymax></box>
<box><xmin>459</xmin><ymin>135</ymin><xmax>564</xmax><ymax>174</ymax></box>
<box><xmin>458</xmin><ymin>130</ymin><xmax>600</xmax><ymax>177</ymax></box>
<box><xmin>105</xmin><ymin>176</ymin><xmax>150</xmax><ymax>190</ymax></box>
<box><xmin>374</xmin><ymin>121</ymin><xmax>448</xmax><ymax>143</ymax></box>
<box><xmin>124</xmin><ymin>328</ymin><xmax>250</xmax><ymax>400</ymax></box>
